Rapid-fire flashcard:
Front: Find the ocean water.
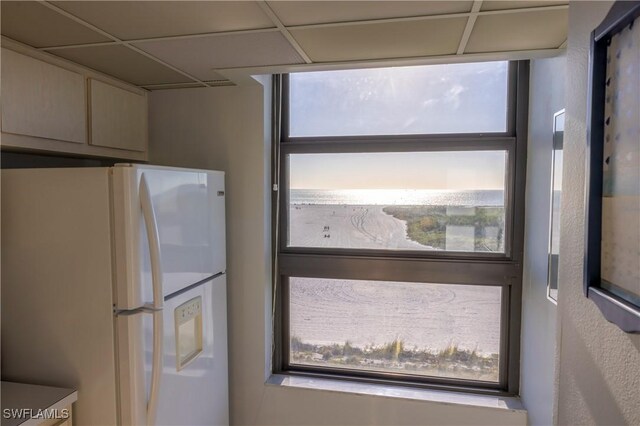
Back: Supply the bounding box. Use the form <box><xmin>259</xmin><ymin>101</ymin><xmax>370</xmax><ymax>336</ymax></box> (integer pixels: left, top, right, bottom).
<box><xmin>290</xmin><ymin>189</ymin><xmax>504</xmax><ymax>207</ymax></box>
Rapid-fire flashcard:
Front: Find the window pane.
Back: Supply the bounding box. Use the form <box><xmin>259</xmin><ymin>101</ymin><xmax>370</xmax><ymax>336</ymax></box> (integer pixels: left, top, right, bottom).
<box><xmin>289</xmin><ymin>277</ymin><xmax>501</xmax><ymax>383</ymax></box>
<box><xmin>289</xmin><ymin>61</ymin><xmax>508</xmax><ymax>137</ymax></box>
<box><xmin>288</xmin><ymin>151</ymin><xmax>507</xmax><ymax>253</ymax></box>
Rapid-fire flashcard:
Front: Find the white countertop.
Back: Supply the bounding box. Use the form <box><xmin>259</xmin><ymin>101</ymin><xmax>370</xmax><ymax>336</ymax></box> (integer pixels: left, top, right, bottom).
<box><xmin>1</xmin><ymin>381</ymin><xmax>77</xmax><ymax>426</ymax></box>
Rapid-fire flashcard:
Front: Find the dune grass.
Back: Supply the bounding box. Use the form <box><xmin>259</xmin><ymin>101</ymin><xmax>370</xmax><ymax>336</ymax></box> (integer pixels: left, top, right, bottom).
<box><xmin>290</xmin><ymin>336</ymin><xmax>499</xmax><ymax>381</ymax></box>
<box><xmin>382</xmin><ymin>205</ymin><xmax>504</xmax><ymax>251</ymax></box>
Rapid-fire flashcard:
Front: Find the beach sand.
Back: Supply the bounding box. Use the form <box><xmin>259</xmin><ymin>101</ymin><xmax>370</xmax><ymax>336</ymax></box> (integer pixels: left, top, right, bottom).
<box><xmin>287</xmin><ymin>204</ymin><xmax>502</xmax><ymax>356</ymax></box>
<box><xmin>290</xmin><ymin>277</ymin><xmax>502</xmax><ymax>356</ymax></box>
<box><xmin>289</xmin><ymin>204</ymin><xmax>427</xmax><ymax>250</ymax></box>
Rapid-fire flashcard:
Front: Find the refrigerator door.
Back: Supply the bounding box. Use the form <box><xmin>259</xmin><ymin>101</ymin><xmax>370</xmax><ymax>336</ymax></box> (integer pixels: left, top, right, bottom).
<box><xmin>122</xmin><ymin>275</ymin><xmax>228</xmax><ymax>425</ymax></box>
<box><xmin>112</xmin><ymin>164</ymin><xmax>226</xmax><ymax>310</ymax></box>
<box><xmin>116</xmin><ymin>276</ymin><xmax>228</xmax><ymax>425</ymax></box>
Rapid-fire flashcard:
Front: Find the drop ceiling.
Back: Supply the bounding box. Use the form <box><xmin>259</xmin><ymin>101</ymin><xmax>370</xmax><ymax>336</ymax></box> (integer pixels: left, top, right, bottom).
<box><xmin>1</xmin><ymin>1</ymin><xmax>568</xmax><ymax>90</ymax></box>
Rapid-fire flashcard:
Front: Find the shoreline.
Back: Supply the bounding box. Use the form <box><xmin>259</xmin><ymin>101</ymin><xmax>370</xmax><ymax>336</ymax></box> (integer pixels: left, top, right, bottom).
<box><xmin>289</xmin><ymin>203</ymin><xmax>505</xmax><ymax>252</ymax></box>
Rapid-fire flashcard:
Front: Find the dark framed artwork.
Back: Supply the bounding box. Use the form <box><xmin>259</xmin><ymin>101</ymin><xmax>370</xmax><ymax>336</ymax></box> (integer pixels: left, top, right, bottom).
<box><xmin>585</xmin><ymin>0</ymin><xmax>640</xmax><ymax>333</ymax></box>
<box><xmin>548</xmin><ymin>109</ymin><xmax>564</xmax><ymax>304</ymax></box>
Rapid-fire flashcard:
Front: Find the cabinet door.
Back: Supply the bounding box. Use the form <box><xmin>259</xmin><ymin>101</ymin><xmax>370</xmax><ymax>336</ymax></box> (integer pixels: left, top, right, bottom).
<box><xmin>90</xmin><ymin>79</ymin><xmax>147</xmax><ymax>152</ymax></box>
<box><xmin>1</xmin><ymin>48</ymin><xmax>86</xmax><ymax>144</ymax></box>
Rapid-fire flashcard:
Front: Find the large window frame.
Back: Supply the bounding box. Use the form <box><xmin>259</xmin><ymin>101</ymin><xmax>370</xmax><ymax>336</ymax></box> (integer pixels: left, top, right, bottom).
<box><xmin>273</xmin><ymin>61</ymin><xmax>529</xmax><ymax>395</ymax></box>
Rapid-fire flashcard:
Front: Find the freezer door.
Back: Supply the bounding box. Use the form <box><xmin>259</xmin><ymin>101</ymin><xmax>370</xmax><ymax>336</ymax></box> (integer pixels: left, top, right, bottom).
<box><xmin>112</xmin><ymin>164</ymin><xmax>226</xmax><ymax>310</ymax></box>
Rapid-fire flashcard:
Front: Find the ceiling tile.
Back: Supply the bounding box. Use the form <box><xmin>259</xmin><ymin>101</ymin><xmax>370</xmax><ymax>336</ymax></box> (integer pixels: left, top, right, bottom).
<box><xmin>481</xmin><ymin>1</ymin><xmax>568</xmax><ymax>12</ymax></box>
<box><xmin>132</xmin><ymin>32</ymin><xmax>305</xmax><ymax>79</ymax></box>
<box><xmin>290</xmin><ymin>18</ymin><xmax>467</xmax><ymax>62</ymax></box>
<box><xmin>268</xmin><ymin>1</ymin><xmax>473</xmax><ymax>26</ymax></box>
<box><xmin>1</xmin><ymin>1</ymin><xmax>110</xmax><ymax>48</ymax></box>
<box><xmin>51</xmin><ymin>45</ymin><xmax>192</xmax><ymax>86</ymax></box>
<box><xmin>52</xmin><ymin>1</ymin><xmax>275</xmax><ymax>40</ymax></box>
<box><xmin>465</xmin><ymin>9</ymin><xmax>568</xmax><ymax>53</ymax></box>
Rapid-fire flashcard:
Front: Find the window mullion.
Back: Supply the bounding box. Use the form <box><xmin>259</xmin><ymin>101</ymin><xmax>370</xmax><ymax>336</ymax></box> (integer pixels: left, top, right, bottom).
<box><xmin>279</xmin><ymin>253</ymin><xmax>517</xmax><ymax>287</ymax></box>
<box><xmin>281</xmin><ymin>137</ymin><xmax>515</xmax><ymax>154</ymax></box>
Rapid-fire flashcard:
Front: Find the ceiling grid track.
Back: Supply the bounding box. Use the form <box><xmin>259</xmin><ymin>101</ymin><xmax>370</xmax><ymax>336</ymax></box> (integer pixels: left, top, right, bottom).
<box><xmin>37</xmin><ymin>0</ymin><xmax>213</xmax><ymax>88</ymax></box>
<box><xmin>274</xmin><ymin>4</ymin><xmax>568</xmax><ymax>31</ymax></box>
<box><xmin>457</xmin><ymin>1</ymin><xmax>483</xmax><ymax>55</ymax></box>
<box><xmin>40</xmin><ymin>40</ymin><xmax>124</xmax><ymax>51</ymax></box>
<box><xmin>480</xmin><ymin>4</ymin><xmax>568</xmax><ymax>16</ymax></box>
<box><xmin>39</xmin><ymin>28</ymin><xmax>283</xmax><ymax>52</ymax></box>
<box><xmin>256</xmin><ymin>0</ymin><xmax>312</xmax><ymax>64</ymax></box>
<box><xmin>288</xmin><ymin>11</ymin><xmax>473</xmax><ymax>30</ymax></box>
<box><xmin>208</xmin><ymin>47</ymin><xmax>564</xmax><ymax>78</ymax></box>
<box><xmin>141</xmin><ymin>81</ymin><xmax>235</xmax><ymax>90</ymax></box>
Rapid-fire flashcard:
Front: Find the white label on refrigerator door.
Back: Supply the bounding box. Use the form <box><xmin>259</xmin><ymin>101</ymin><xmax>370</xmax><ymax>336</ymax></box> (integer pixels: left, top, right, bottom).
<box><xmin>174</xmin><ymin>296</ymin><xmax>203</xmax><ymax>371</ymax></box>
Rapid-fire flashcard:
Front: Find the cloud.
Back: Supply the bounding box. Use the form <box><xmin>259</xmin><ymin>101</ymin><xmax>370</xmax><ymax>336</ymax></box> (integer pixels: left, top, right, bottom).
<box><xmin>422</xmin><ymin>99</ymin><xmax>437</xmax><ymax>107</ymax></box>
<box><xmin>444</xmin><ymin>84</ymin><xmax>465</xmax><ymax>109</ymax></box>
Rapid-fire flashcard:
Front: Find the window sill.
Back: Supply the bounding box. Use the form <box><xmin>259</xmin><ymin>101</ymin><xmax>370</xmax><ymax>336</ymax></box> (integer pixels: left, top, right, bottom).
<box><xmin>266</xmin><ymin>374</ymin><xmax>525</xmax><ymax>413</ymax></box>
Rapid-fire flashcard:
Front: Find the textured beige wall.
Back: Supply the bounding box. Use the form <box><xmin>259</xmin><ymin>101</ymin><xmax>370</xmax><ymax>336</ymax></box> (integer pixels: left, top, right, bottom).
<box><xmin>556</xmin><ymin>2</ymin><xmax>640</xmax><ymax>425</ymax></box>
<box><xmin>148</xmin><ymin>83</ymin><xmax>527</xmax><ymax>425</ymax></box>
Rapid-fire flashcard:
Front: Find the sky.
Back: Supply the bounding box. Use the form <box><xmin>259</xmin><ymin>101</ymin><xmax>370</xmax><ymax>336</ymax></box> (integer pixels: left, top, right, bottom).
<box><xmin>288</xmin><ymin>61</ymin><xmax>509</xmax><ymax>190</ymax></box>
<box><xmin>289</xmin><ymin>61</ymin><xmax>508</xmax><ymax>137</ymax></box>
<box><xmin>290</xmin><ymin>151</ymin><xmax>506</xmax><ymax>190</ymax></box>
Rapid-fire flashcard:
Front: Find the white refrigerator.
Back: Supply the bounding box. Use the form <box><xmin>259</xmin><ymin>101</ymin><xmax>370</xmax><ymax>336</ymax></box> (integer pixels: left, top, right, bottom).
<box><xmin>1</xmin><ymin>164</ymin><xmax>228</xmax><ymax>426</ymax></box>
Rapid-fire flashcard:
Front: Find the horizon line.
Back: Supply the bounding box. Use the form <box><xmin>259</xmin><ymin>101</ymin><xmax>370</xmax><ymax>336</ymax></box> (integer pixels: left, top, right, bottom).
<box><xmin>289</xmin><ymin>187</ymin><xmax>505</xmax><ymax>191</ymax></box>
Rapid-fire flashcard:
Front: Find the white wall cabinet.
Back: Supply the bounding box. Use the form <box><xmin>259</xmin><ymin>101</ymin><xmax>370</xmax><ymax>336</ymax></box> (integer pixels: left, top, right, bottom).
<box><xmin>1</xmin><ymin>48</ymin><xmax>86</xmax><ymax>145</ymax></box>
<box><xmin>0</xmin><ymin>41</ymin><xmax>148</xmax><ymax>161</ymax></box>
<box><xmin>90</xmin><ymin>79</ymin><xmax>147</xmax><ymax>152</ymax></box>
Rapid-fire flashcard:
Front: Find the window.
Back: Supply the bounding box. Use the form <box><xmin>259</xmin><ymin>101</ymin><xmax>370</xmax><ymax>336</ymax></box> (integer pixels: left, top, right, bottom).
<box><xmin>274</xmin><ymin>61</ymin><xmax>527</xmax><ymax>394</ymax></box>
<box><xmin>289</xmin><ymin>277</ymin><xmax>502</xmax><ymax>383</ymax></box>
<box><xmin>289</xmin><ymin>62</ymin><xmax>509</xmax><ymax>137</ymax></box>
<box><xmin>288</xmin><ymin>151</ymin><xmax>508</xmax><ymax>253</ymax></box>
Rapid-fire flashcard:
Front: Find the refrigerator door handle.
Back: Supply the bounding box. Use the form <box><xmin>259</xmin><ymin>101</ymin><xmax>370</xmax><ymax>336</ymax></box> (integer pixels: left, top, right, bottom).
<box><xmin>139</xmin><ymin>173</ymin><xmax>164</xmax><ymax>425</ymax></box>
<box><xmin>139</xmin><ymin>173</ymin><xmax>164</xmax><ymax>310</ymax></box>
